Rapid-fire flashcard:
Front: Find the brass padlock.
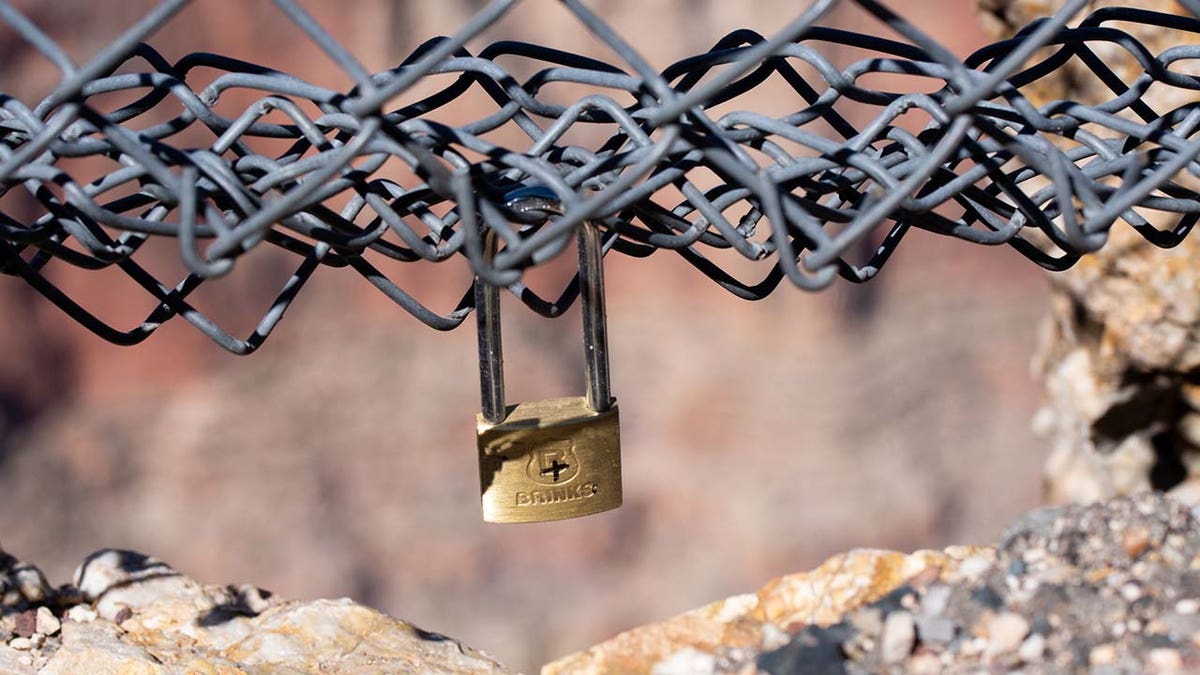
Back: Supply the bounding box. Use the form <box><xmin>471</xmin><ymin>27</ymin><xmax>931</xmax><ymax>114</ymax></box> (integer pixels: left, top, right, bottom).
<box><xmin>473</xmin><ymin>189</ymin><xmax>621</xmax><ymax>523</ymax></box>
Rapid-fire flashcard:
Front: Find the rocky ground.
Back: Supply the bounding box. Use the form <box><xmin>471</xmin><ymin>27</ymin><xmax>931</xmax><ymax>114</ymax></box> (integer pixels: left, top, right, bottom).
<box><xmin>549</xmin><ymin>492</ymin><xmax>1200</xmax><ymax>674</ymax></box>
<box><xmin>2</xmin><ymin>492</ymin><xmax>1197</xmax><ymax>674</ymax></box>
<box><xmin>0</xmin><ymin>548</ymin><xmax>509</xmax><ymax>674</ymax></box>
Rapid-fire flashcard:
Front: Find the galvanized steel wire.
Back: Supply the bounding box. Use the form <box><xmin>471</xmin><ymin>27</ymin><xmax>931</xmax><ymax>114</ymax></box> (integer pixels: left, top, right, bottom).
<box><xmin>1</xmin><ymin>0</ymin><xmax>1199</xmax><ymax>352</ymax></box>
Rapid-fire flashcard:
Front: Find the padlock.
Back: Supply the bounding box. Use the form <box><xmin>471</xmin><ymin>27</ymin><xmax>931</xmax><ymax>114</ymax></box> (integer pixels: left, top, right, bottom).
<box><xmin>473</xmin><ymin>189</ymin><xmax>622</xmax><ymax>523</ymax></box>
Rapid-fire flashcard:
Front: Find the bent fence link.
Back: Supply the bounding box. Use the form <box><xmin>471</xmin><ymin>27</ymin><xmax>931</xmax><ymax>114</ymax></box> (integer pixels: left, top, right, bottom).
<box><xmin>1</xmin><ymin>0</ymin><xmax>1199</xmax><ymax>352</ymax></box>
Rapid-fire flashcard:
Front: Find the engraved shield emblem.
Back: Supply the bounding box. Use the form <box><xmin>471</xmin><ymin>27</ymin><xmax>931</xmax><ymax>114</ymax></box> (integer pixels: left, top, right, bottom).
<box><xmin>526</xmin><ymin>440</ymin><xmax>580</xmax><ymax>485</ymax></box>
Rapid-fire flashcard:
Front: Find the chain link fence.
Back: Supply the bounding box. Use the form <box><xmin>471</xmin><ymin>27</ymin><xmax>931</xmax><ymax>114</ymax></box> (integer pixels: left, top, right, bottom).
<box><xmin>0</xmin><ymin>0</ymin><xmax>1198</xmax><ymax>352</ymax></box>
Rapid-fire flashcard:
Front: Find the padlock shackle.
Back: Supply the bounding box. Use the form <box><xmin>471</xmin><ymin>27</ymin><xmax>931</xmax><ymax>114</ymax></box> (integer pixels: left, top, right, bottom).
<box><xmin>578</xmin><ymin>220</ymin><xmax>612</xmax><ymax>412</ymax></box>
<box><xmin>474</xmin><ymin>188</ymin><xmax>614</xmax><ymax>423</ymax></box>
<box><xmin>476</xmin><ymin>226</ymin><xmax>506</xmax><ymax>424</ymax></box>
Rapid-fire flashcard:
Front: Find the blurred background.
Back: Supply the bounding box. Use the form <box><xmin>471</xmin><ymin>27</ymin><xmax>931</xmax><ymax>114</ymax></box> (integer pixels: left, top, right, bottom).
<box><xmin>0</xmin><ymin>1</ymin><xmax>1052</xmax><ymax>671</ymax></box>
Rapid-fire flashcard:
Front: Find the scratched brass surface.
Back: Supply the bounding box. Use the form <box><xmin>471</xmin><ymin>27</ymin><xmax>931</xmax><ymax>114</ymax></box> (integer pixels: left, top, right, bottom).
<box><xmin>476</xmin><ymin>397</ymin><xmax>621</xmax><ymax>523</ymax></box>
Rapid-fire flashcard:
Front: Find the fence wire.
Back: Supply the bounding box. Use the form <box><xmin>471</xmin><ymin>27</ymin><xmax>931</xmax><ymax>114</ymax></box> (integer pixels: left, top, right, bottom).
<box><xmin>1</xmin><ymin>0</ymin><xmax>1200</xmax><ymax>353</ymax></box>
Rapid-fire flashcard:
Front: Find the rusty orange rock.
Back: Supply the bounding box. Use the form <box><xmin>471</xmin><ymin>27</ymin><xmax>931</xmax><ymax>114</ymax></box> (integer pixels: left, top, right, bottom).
<box><xmin>543</xmin><ymin>546</ymin><xmax>994</xmax><ymax>675</ymax></box>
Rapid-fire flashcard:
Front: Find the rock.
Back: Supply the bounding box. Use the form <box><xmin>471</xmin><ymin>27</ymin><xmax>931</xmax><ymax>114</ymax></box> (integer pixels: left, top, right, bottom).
<box><xmin>920</xmin><ymin>585</ymin><xmax>952</xmax><ymax>615</ymax></box>
<box><xmin>0</xmin><ymin>545</ymin><xmax>511</xmax><ymax>674</ymax></box>
<box><xmin>754</xmin><ymin>623</ymin><xmax>853</xmax><ymax>675</ymax></box>
<box><xmin>0</xmin><ymin>554</ymin><xmax>51</xmax><ymax>608</ymax></box>
<box><xmin>41</xmin><ymin>620</ymin><xmax>166</xmax><ymax>675</ymax></box>
<box><xmin>1090</xmin><ymin>643</ymin><xmax>1118</xmax><ymax>666</ymax></box>
<box><xmin>231</xmin><ymin>584</ymin><xmax>272</xmax><ymax>615</ymax></box>
<box><xmin>906</xmin><ymin>652</ymin><xmax>942</xmax><ymax>674</ymax></box>
<box><xmin>13</xmin><ymin>611</ymin><xmax>34</xmax><ymax>638</ymax></box>
<box><xmin>34</xmin><ymin>608</ymin><xmax>58</xmax><ymax>637</ymax></box>
<box><xmin>753</xmin><ymin>547</ymin><xmax>988</xmax><ymax>629</ymax></box>
<box><xmin>8</xmin><ymin>637</ymin><xmax>32</xmax><ymax>651</ymax></box>
<box><xmin>63</xmin><ymin>606</ymin><xmax>95</xmax><ymax>624</ymax></box>
<box><xmin>73</xmin><ymin>549</ymin><xmax>184</xmax><ymax>622</ymax></box>
<box><xmin>547</xmin><ymin>494</ymin><xmax>1200</xmax><ymax>674</ymax></box>
<box><xmin>984</xmin><ymin>0</ymin><xmax>1200</xmax><ymax>506</ymax></box>
<box><xmin>220</xmin><ymin>598</ymin><xmax>505</xmax><ymax>673</ymax></box>
<box><xmin>544</xmin><ymin>548</ymin><xmax>985</xmax><ymax>674</ymax></box>
<box><xmin>1018</xmin><ymin>633</ymin><xmax>1045</xmax><ymax>663</ymax></box>
<box><xmin>650</xmin><ymin>647</ymin><xmax>717</xmax><ymax>675</ymax></box>
<box><xmin>984</xmin><ymin>612</ymin><xmax>1029</xmax><ymax>658</ymax></box>
<box><xmin>542</xmin><ymin>593</ymin><xmax>762</xmax><ymax>675</ymax></box>
<box><xmin>6</xmin><ymin>497</ymin><xmax>1200</xmax><ymax>673</ymax></box>
<box><xmin>1147</xmin><ymin>647</ymin><xmax>1184</xmax><ymax>673</ymax></box>
<box><xmin>0</xmin><ymin>645</ymin><xmax>35</xmax><ymax>675</ymax></box>
<box><xmin>914</xmin><ymin>615</ymin><xmax>955</xmax><ymax>644</ymax></box>
<box><xmin>879</xmin><ymin>611</ymin><xmax>915</xmax><ymax>664</ymax></box>
<box><xmin>848</xmin><ymin>607</ymin><xmax>882</xmax><ymax>637</ymax></box>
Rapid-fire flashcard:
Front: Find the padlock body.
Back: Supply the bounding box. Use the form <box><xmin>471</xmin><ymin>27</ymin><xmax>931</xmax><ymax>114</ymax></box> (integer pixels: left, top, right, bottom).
<box><xmin>476</xmin><ymin>397</ymin><xmax>621</xmax><ymax>523</ymax></box>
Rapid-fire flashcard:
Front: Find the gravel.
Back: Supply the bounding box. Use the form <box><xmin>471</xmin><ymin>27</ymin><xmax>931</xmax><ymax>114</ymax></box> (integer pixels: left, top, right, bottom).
<box><xmin>758</xmin><ymin>493</ymin><xmax>1200</xmax><ymax>673</ymax></box>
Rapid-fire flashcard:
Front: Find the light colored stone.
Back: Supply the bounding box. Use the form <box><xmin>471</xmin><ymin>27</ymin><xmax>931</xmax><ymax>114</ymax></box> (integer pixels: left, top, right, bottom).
<box><xmin>0</xmin><ymin>645</ymin><xmax>36</xmax><ymax>675</ymax></box>
<box><xmin>759</xmin><ymin>622</ymin><xmax>789</xmax><ymax>651</ymax></box>
<box><xmin>907</xmin><ymin>652</ymin><xmax>942</xmax><ymax>675</ymax></box>
<box><xmin>41</xmin><ymin>620</ymin><xmax>165</xmax><ymax>675</ymax></box>
<box><xmin>43</xmin><ymin>549</ymin><xmax>513</xmax><ymax>674</ymax></box>
<box><xmin>35</xmin><ymin>607</ymin><xmax>59</xmax><ymax>636</ymax></box>
<box><xmin>921</xmin><ymin>585</ymin><xmax>952</xmax><ymax>616</ymax></box>
<box><xmin>1</xmin><ymin>559</ymin><xmax>51</xmax><ymax>608</ymax></box>
<box><xmin>1018</xmin><ymin>633</ymin><xmax>1045</xmax><ymax>663</ymax></box>
<box><xmin>651</xmin><ymin>647</ymin><xmax>717</xmax><ymax>675</ymax></box>
<box><xmin>7</xmin><ymin>637</ymin><xmax>32</xmax><ymax>651</ymax></box>
<box><xmin>231</xmin><ymin>584</ymin><xmax>272</xmax><ymax>615</ymax></box>
<box><xmin>880</xmin><ymin>611</ymin><xmax>916</xmax><ymax>664</ymax></box>
<box><xmin>915</xmin><ymin>615</ymin><xmax>955</xmax><ymax>644</ymax></box>
<box><xmin>1147</xmin><ymin>647</ymin><xmax>1183</xmax><ymax>673</ymax></box>
<box><xmin>849</xmin><ymin>608</ymin><xmax>883</xmax><ymax>636</ymax></box>
<box><xmin>948</xmin><ymin>552</ymin><xmax>997</xmax><ymax>584</ymax></box>
<box><xmin>74</xmin><ymin>549</ymin><xmax>193</xmax><ymax>622</ymax></box>
<box><xmin>1090</xmin><ymin>643</ymin><xmax>1118</xmax><ymax>666</ymax></box>
<box><xmin>543</xmin><ymin>593</ymin><xmax>760</xmax><ymax>675</ymax></box>
<box><xmin>985</xmin><ymin>612</ymin><xmax>1029</xmax><ymax>658</ymax></box>
<box><xmin>1180</xmin><ymin>413</ymin><xmax>1200</xmax><ymax>448</ymax></box>
<box><xmin>42</xmin><ymin>593</ymin><xmax>514</xmax><ymax>675</ymax></box>
<box><xmin>64</xmin><ymin>606</ymin><xmax>96</xmax><ymax>624</ymax></box>
<box><xmin>1171</xmin><ymin>482</ymin><xmax>1200</xmax><ymax>513</ymax></box>
<box><xmin>960</xmin><ymin>635</ymin><xmax>988</xmax><ymax>657</ymax></box>
<box><xmin>217</xmin><ymin>598</ymin><xmax>505</xmax><ymax>673</ymax></box>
